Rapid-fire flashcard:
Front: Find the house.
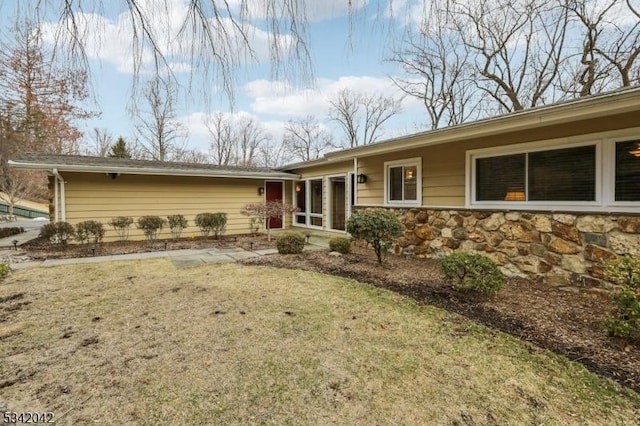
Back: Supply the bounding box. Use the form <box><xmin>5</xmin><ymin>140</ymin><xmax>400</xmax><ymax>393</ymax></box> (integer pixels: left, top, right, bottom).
<box><xmin>9</xmin><ymin>86</ymin><xmax>640</xmax><ymax>286</ymax></box>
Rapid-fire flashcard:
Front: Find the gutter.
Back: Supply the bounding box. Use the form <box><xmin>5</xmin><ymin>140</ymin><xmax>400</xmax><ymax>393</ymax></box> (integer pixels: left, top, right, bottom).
<box><xmin>8</xmin><ymin>161</ymin><xmax>300</xmax><ymax>180</ymax></box>
<box><xmin>51</xmin><ymin>168</ymin><xmax>66</xmax><ymax>222</ymax></box>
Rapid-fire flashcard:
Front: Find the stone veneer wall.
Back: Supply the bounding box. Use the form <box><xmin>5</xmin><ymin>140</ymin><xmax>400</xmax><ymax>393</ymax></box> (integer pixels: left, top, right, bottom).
<box><xmin>378</xmin><ymin>208</ymin><xmax>640</xmax><ymax>289</ymax></box>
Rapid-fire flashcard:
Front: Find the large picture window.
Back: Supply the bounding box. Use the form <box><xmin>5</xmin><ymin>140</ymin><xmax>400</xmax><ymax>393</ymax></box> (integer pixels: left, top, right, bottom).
<box><xmin>385</xmin><ymin>158</ymin><xmax>421</xmax><ymax>206</ymax></box>
<box><xmin>615</xmin><ymin>140</ymin><xmax>640</xmax><ymax>202</ymax></box>
<box><xmin>474</xmin><ymin>144</ymin><xmax>596</xmax><ymax>203</ymax></box>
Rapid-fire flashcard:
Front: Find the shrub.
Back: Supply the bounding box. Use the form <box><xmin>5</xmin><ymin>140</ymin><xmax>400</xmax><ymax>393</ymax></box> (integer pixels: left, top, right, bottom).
<box><xmin>195</xmin><ymin>212</ymin><xmax>227</xmax><ymax>238</ymax></box>
<box><xmin>605</xmin><ymin>256</ymin><xmax>640</xmax><ymax>342</ymax></box>
<box><xmin>0</xmin><ymin>263</ymin><xmax>9</xmax><ymax>281</ymax></box>
<box><xmin>39</xmin><ymin>221</ymin><xmax>75</xmax><ymax>244</ymax></box>
<box><xmin>137</xmin><ymin>215</ymin><xmax>166</xmax><ymax>241</ymax></box>
<box><xmin>0</xmin><ymin>227</ymin><xmax>24</xmax><ymax>239</ymax></box>
<box><xmin>110</xmin><ymin>216</ymin><xmax>133</xmax><ymax>241</ymax></box>
<box><xmin>346</xmin><ymin>209</ymin><xmax>403</xmax><ymax>264</ymax></box>
<box><xmin>276</xmin><ymin>231</ymin><xmax>305</xmax><ymax>254</ymax></box>
<box><xmin>248</xmin><ymin>216</ymin><xmax>262</xmax><ymax>236</ymax></box>
<box><xmin>329</xmin><ymin>236</ymin><xmax>351</xmax><ymax>254</ymax></box>
<box><xmin>167</xmin><ymin>214</ymin><xmax>188</xmax><ymax>239</ymax></box>
<box><xmin>75</xmin><ymin>220</ymin><xmax>105</xmax><ymax>244</ymax></box>
<box><xmin>439</xmin><ymin>252</ymin><xmax>505</xmax><ymax>296</ymax></box>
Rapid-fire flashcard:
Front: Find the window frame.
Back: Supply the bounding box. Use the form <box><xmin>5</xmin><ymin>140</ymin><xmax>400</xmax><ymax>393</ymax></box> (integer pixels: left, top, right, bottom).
<box><xmin>292</xmin><ymin>177</ymin><xmax>324</xmax><ymax>229</ymax></box>
<box><xmin>466</xmin><ymin>129</ymin><xmax>640</xmax><ymax>212</ymax></box>
<box><xmin>384</xmin><ymin>157</ymin><xmax>422</xmax><ymax>207</ymax></box>
<box><xmin>604</xmin><ymin>137</ymin><xmax>640</xmax><ymax>208</ymax></box>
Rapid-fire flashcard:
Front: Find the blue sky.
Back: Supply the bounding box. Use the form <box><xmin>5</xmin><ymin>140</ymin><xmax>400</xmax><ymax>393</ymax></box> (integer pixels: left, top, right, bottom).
<box><xmin>1</xmin><ymin>0</ymin><xmax>426</xmax><ymax>156</ymax></box>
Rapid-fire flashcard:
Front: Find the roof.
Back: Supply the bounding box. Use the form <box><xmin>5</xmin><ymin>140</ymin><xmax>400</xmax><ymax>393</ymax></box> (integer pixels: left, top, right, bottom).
<box><xmin>9</xmin><ymin>153</ymin><xmax>299</xmax><ymax>180</ymax></box>
<box><xmin>281</xmin><ymin>85</ymin><xmax>640</xmax><ymax>169</ymax></box>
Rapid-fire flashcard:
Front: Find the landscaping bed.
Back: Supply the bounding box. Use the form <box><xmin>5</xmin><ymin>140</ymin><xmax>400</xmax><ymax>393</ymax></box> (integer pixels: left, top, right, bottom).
<box><xmin>19</xmin><ymin>234</ymin><xmax>275</xmax><ymax>260</ymax></box>
<box><xmin>243</xmin><ymin>246</ymin><xmax>640</xmax><ymax>393</ymax></box>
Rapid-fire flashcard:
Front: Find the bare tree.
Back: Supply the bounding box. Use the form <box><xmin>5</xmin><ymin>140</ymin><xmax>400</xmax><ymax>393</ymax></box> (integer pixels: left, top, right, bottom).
<box><xmin>565</xmin><ymin>0</ymin><xmax>640</xmax><ymax>96</ymax></box>
<box><xmin>448</xmin><ymin>0</ymin><xmax>570</xmax><ymax>112</ymax></box>
<box><xmin>205</xmin><ymin>112</ymin><xmax>235</xmax><ymax>165</ymax></box>
<box><xmin>236</xmin><ymin>116</ymin><xmax>269</xmax><ymax>167</ymax></box>
<box><xmin>283</xmin><ymin>116</ymin><xmax>334</xmax><ymax>162</ymax></box>
<box><xmin>84</xmin><ymin>127</ymin><xmax>114</xmax><ymax>156</ymax></box>
<box><xmin>258</xmin><ymin>139</ymin><xmax>291</xmax><ymax>168</ymax></box>
<box><xmin>134</xmin><ymin>76</ymin><xmax>188</xmax><ymax>161</ymax></box>
<box><xmin>390</xmin><ymin>5</ymin><xmax>483</xmax><ymax>129</ymax></box>
<box><xmin>329</xmin><ymin>89</ymin><xmax>403</xmax><ymax>147</ymax></box>
<box><xmin>205</xmin><ymin>113</ymin><xmax>268</xmax><ymax>166</ymax></box>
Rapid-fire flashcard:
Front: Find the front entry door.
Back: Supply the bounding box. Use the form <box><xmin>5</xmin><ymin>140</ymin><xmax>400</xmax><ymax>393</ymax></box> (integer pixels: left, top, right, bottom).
<box><xmin>265</xmin><ymin>181</ymin><xmax>283</xmax><ymax>229</ymax></box>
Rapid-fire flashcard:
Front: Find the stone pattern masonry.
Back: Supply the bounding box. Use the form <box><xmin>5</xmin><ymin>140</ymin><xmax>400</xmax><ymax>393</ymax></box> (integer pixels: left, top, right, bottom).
<box><xmin>385</xmin><ymin>208</ymin><xmax>640</xmax><ymax>289</ymax></box>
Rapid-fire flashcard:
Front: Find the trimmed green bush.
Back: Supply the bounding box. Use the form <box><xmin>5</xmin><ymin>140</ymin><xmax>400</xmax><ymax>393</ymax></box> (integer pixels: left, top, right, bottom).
<box><xmin>167</xmin><ymin>214</ymin><xmax>188</xmax><ymax>239</ymax></box>
<box><xmin>276</xmin><ymin>231</ymin><xmax>305</xmax><ymax>254</ymax></box>
<box><xmin>110</xmin><ymin>216</ymin><xmax>133</xmax><ymax>241</ymax></box>
<box><xmin>605</xmin><ymin>256</ymin><xmax>640</xmax><ymax>342</ymax></box>
<box><xmin>0</xmin><ymin>227</ymin><xmax>24</xmax><ymax>239</ymax></box>
<box><xmin>137</xmin><ymin>215</ymin><xmax>166</xmax><ymax>241</ymax></box>
<box><xmin>346</xmin><ymin>209</ymin><xmax>403</xmax><ymax>264</ymax></box>
<box><xmin>0</xmin><ymin>263</ymin><xmax>9</xmax><ymax>280</ymax></box>
<box><xmin>329</xmin><ymin>236</ymin><xmax>351</xmax><ymax>254</ymax></box>
<box><xmin>195</xmin><ymin>212</ymin><xmax>227</xmax><ymax>238</ymax></box>
<box><xmin>39</xmin><ymin>221</ymin><xmax>75</xmax><ymax>244</ymax></box>
<box><xmin>75</xmin><ymin>220</ymin><xmax>105</xmax><ymax>244</ymax></box>
<box><xmin>439</xmin><ymin>252</ymin><xmax>505</xmax><ymax>296</ymax></box>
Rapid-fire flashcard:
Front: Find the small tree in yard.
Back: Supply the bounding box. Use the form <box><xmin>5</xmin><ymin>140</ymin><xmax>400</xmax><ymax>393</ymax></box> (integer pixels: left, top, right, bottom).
<box><xmin>240</xmin><ymin>201</ymin><xmax>298</xmax><ymax>241</ymax></box>
<box><xmin>346</xmin><ymin>209</ymin><xmax>403</xmax><ymax>265</ymax></box>
<box><xmin>605</xmin><ymin>256</ymin><xmax>640</xmax><ymax>343</ymax></box>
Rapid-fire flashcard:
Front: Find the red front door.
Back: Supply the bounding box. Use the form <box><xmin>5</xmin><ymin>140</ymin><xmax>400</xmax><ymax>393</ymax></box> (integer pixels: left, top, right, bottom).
<box><xmin>265</xmin><ymin>181</ymin><xmax>283</xmax><ymax>229</ymax></box>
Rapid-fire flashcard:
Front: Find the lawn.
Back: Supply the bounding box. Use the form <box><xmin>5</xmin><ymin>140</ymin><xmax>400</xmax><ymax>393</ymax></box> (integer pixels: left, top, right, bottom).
<box><xmin>1</xmin><ymin>260</ymin><xmax>639</xmax><ymax>425</ymax></box>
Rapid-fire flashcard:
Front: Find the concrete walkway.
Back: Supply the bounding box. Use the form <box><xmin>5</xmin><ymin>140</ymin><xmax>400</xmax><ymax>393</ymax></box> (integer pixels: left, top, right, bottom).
<box><xmin>5</xmin><ymin>242</ymin><xmax>327</xmax><ymax>270</ymax></box>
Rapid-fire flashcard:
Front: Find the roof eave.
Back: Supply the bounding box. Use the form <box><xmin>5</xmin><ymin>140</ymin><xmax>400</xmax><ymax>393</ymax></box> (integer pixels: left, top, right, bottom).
<box><xmin>324</xmin><ymin>86</ymin><xmax>640</xmax><ymax>161</ymax></box>
<box><xmin>7</xmin><ymin>161</ymin><xmax>300</xmax><ymax>180</ymax></box>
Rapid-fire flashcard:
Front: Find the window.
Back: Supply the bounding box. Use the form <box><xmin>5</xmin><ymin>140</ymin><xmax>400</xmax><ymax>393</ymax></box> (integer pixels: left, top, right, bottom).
<box><xmin>615</xmin><ymin>140</ymin><xmax>640</xmax><ymax>202</ymax></box>
<box><xmin>473</xmin><ymin>144</ymin><xmax>597</xmax><ymax>204</ymax></box>
<box><xmin>293</xmin><ymin>178</ymin><xmax>323</xmax><ymax>227</ymax></box>
<box><xmin>385</xmin><ymin>158</ymin><xmax>421</xmax><ymax>205</ymax></box>
<box><xmin>294</xmin><ymin>181</ymin><xmax>306</xmax><ymax>225</ymax></box>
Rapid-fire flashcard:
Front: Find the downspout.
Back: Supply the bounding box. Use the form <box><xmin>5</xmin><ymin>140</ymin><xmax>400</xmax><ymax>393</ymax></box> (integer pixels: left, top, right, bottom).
<box><xmin>51</xmin><ymin>168</ymin><xmax>66</xmax><ymax>222</ymax></box>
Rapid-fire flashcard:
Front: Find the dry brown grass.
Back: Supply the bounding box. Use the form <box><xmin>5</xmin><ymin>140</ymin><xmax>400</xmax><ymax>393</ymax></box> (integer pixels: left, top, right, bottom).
<box><xmin>1</xmin><ymin>260</ymin><xmax>639</xmax><ymax>425</ymax></box>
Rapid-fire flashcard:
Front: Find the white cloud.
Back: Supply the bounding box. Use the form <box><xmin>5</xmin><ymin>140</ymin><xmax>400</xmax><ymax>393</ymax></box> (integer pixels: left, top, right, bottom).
<box><xmin>227</xmin><ymin>0</ymin><xmax>369</xmax><ymax>22</ymax></box>
<box><xmin>245</xmin><ymin>75</ymin><xmax>409</xmax><ymax>117</ymax></box>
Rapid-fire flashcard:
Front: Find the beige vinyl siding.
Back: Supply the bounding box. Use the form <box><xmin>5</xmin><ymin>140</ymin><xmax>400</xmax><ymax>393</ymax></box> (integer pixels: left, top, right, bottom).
<box><xmin>293</xmin><ymin>161</ymin><xmax>353</xmax><ymax>179</ymax></box>
<box><xmin>62</xmin><ymin>172</ymin><xmax>271</xmax><ymax>242</ymax></box>
<box><xmin>356</xmin><ymin>114</ymin><xmax>640</xmax><ymax>208</ymax></box>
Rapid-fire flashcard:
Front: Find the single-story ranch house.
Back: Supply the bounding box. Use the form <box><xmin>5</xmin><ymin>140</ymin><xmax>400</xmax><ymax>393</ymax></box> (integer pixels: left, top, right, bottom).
<box><xmin>9</xmin><ymin>86</ymin><xmax>640</xmax><ymax>287</ymax></box>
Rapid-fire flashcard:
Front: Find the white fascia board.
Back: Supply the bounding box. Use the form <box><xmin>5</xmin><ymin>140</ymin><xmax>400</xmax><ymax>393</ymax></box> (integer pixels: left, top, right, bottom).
<box><xmin>7</xmin><ymin>161</ymin><xmax>300</xmax><ymax>180</ymax></box>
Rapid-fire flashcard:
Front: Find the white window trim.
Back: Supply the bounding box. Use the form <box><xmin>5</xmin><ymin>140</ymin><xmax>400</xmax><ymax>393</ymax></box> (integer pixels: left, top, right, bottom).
<box><xmin>604</xmin><ymin>136</ymin><xmax>640</xmax><ymax>208</ymax></box>
<box><xmin>326</xmin><ymin>173</ymin><xmax>348</xmax><ymax>233</ymax></box>
<box><xmin>292</xmin><ymin>177</ymin><xmax>324</xmax><ymax>229</ymax></box>
<box><xmin>465</xmin><ymin>128</ymin><xmax>640</xmax><ymax>212</ymax></box>
<box><xmin>384</xmin><ymin>157</ymin><xmax>422</xmax><ymax>207</ymax></box>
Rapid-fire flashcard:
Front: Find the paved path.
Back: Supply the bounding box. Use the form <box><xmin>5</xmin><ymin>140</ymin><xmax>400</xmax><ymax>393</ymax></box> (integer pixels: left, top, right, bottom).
<box><xmin>0</xmin><ymin>218</ymin><xmax>47</xmax><ymax>248</ymax></box>
<box><xmin>4</xmin><ymin>243</ymin><xmax>327</xmax><ymax>270</ymax></box>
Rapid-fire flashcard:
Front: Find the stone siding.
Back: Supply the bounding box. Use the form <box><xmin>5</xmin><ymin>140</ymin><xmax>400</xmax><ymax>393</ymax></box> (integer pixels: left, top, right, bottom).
<box><xmin>377</xmin><ymin>208</ymin><xmax>640</xmax><ymax>289</ymax></box>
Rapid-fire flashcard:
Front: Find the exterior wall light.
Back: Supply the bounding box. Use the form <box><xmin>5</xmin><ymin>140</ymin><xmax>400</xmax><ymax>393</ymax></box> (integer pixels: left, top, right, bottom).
<box><xmin>357</xmin><ymin>174</ymin><xmax>367</xmax><ymax>184</ymax></box>
<box><xmin>258</xmin><ymin>187</ymin><xmax>265</xmax><ymax>196</ymax></box>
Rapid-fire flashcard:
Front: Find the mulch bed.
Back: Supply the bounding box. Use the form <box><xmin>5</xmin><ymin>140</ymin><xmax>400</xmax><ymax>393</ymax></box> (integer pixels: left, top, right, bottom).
<box><xmin>243</xmin><ymin>247</ymin><xmax>640</xmax><ymax>394</ymax></box>
<box><xmin>20</xmin><ymin>234</ymin><xmax>275</xmax><ymax>260</ymax></box>
<box><xmin>14</xmin><ymin>238</ymin><xmax>640</xmax><ymax>393</ymax></box>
